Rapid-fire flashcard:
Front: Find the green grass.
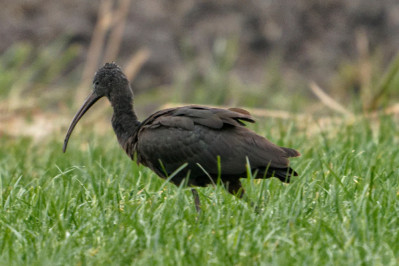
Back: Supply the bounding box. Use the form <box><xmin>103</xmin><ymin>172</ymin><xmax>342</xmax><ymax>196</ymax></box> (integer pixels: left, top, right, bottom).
<box><xmin>0</xmin><ymin>115</ymin><xmax>398</xmax><ymax>265</ymax></box>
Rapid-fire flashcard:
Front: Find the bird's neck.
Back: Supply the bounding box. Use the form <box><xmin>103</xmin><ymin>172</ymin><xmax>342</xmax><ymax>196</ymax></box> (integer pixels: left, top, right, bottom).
<box><xmin>110</xmin><ymin>94</ymin><xmax>141</xmax><ymax>150</ymax></box>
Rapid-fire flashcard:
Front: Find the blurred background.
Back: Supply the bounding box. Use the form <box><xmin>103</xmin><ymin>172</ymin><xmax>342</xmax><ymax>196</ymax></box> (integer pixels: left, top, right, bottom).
<box><xmin>1</xmin><ymin>0</ymin><xmax>399</xmax><ymax>140</ymax></box>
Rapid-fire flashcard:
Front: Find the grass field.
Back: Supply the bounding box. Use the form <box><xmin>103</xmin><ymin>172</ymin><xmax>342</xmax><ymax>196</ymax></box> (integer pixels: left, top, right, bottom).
<box><xmin>1</xmin><ymin>114</ymin><xmax>398</xmax><ymax>265</ymax></box>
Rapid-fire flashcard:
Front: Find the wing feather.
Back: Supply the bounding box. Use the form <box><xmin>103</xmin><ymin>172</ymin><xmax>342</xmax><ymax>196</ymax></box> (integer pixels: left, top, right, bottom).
<box><xmin>133</xmin><ymin>105</ymin><xmax>298</xmax><ymax>181</ymax></box>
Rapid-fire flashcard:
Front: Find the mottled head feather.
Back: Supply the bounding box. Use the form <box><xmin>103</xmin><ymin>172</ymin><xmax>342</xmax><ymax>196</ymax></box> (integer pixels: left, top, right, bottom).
<box><xmin>93</xmin><ymin>62</ymin><xmax>127</xmax><ymax>85</ymax></box>
<box><xmin>91</xmin><ymin>62</ymin><xmax>132</xmax><ymax>100</ymax></box>
<box><xmin>103</xmin><ymin>62</ymin><xmax>121</xmax><ymax>70</ymax></box>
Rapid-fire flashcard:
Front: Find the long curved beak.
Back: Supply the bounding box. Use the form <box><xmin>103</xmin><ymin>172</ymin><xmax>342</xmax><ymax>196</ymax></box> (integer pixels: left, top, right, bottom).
<box><xmin>63</xmin><ymin>92</ymin><xmax>101</xmax><ymax>153</ymax></box>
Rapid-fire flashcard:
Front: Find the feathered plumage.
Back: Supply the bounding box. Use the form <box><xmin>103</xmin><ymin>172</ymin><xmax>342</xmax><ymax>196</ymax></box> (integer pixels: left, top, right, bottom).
<box><xmin>64</xmin><ymin>63</ymin><xmax>300</xmax><ymax>207</ymax></box>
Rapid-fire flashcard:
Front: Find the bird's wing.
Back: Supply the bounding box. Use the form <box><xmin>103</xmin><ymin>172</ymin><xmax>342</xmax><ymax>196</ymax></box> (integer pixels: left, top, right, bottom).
<box><xmin>139</xmin><ymin>105</ymin><xmax>255</xmax><ymax>129</ymax></box>
<box><xmin>134</xmin><ymin>106</ymin><xmax>298</xmax><ymax>176</ymax></box>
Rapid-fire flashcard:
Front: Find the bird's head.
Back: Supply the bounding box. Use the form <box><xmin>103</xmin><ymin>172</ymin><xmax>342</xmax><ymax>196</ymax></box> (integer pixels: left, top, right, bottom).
<box><xmin>63</xmin><ymin>63</ymin><xmax>131</xmax><ymax>152</ymax></box>
<box><xmin>92</xmin><ymin>62</ymin><xmax>132</xmax><ymax>100</ymax></box>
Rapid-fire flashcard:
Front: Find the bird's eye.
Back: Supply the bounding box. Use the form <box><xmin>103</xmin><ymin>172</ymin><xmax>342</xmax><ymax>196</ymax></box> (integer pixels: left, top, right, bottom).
<box><xmin>94</xmin><ymin>81</ymin><xmax>100</xmax><ymax>86</ymax></box>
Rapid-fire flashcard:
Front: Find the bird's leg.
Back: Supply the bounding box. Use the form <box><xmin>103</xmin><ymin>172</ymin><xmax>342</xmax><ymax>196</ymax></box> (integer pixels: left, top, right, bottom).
<box><xmin>225</xmin><ymin>180</ymin><xmax>260</xmax><ymax>211</ymax></box>
<box><xmin>225</xmin><ymin>180</ymin><xmax>245</xmax><ymax>198</ymax></box>
<box><xmin>191</xmin><ymin>188</ymin><xmax>201</xmax><ymax>213</ymax></box>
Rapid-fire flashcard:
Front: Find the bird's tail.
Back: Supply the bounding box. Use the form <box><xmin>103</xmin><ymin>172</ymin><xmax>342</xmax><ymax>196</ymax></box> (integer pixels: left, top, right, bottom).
<box><xmin>255</xmin><ymin>166</ymin><xmax>298</xmax><ymax>183</ymax></box>
<box><xmin>272</xmin><ymin>167</ymin><xmax>298</xmax><ymax>183</ymax></box>
<box><xmin>281</xmin><ymin>147</ymin><xmax>301</xmax><ymax>157</ymax></box>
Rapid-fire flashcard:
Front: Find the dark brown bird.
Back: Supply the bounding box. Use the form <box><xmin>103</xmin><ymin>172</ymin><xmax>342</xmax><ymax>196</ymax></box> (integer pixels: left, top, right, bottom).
<box><xmin>63</xmin><ymin>63</ymin><xmax>300</xmax><ymax>211</ymax></box>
